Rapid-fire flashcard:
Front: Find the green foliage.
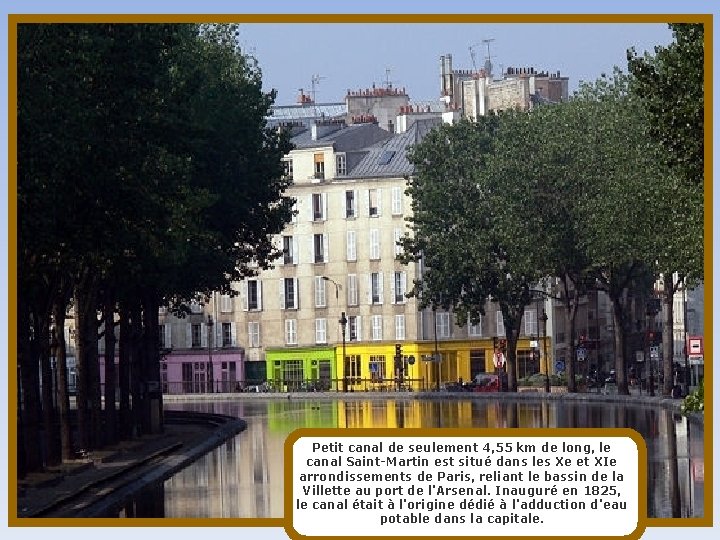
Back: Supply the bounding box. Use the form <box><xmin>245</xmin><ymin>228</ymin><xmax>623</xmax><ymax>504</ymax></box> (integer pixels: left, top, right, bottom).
<box><xmin>681</xmin><ymin>378</ymin><xmax>704</xmax><ymax>414</ymax></box>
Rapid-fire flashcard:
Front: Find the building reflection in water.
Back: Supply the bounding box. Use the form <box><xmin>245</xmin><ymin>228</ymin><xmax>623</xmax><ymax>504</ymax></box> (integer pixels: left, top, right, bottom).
<box><xmin>110</xmin><ymin>399</ymin><xmax>707</xmax><ymax>520</ymax></box>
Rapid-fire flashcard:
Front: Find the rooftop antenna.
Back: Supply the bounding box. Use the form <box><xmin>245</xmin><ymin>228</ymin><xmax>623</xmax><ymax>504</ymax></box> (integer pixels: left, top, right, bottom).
<box><xmin>482</xmin><ymin>38</ymin><xmax>495</xmax><ymax>79</ymax></box>
<box><xmin>311</xmin><ymin>73</ymin><xmax>325</xmax><ymax>115</ymax></box>
<box><xmin>384</xmin><ymin>67</ymin><xmax>398</xmax><ymax>90</ymax></box>
<box><xmin>468</xmin><ymin>43</ymin><xmax>480</xmax><ymax>71</ymax></box>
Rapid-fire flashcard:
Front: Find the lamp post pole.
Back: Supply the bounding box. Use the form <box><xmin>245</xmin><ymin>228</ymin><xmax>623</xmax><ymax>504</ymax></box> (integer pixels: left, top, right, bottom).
<box><xmin>339</xmin><ymin>312</ymin><xmax>347</xmax><ymax>392</ymax></box>
<box><xmin>542</xmin><ymin>309</ymin><xmax>549</xmax><ymax>393</ymax></box>
<box><xmin>682</xmin><ymin>283</ymin><xmax>690</xmax><ymax>396</ymax></box>
<box><xmin>433</xmin><ymin>307</ymin><xmax>440</xmax><ymax>392</ymax></box>
<box><xmin>207</xmin><ymin>315</ymin><xmax>214</xmax><ymax>393</ymax></box>
<box><xmin>323</xmin><ymin>276</ymin><xmax>344</xmax><ymax>392</ymax></box>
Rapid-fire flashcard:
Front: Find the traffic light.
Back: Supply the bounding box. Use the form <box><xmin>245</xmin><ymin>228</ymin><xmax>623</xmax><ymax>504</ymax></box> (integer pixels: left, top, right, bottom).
<box><xmin>498</xmin><ymin>339</ymin><xmax>507</xmax><ymax>353</ymax></box>
<box><xmin>395</xmin><ymin>343</ymin><xmax>402</xmax><ymax>358</ymax></box>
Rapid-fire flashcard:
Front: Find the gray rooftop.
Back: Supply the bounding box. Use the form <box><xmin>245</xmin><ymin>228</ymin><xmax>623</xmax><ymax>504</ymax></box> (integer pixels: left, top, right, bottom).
<box><xmin>291</xmin><ymin>122</ymin><xmax>392</xmax><ymax>152</ymax></box>
<box><xmin>345</xmin><ymin>118</ymin><xmax>441</xmax><ymax>179</ymax></box>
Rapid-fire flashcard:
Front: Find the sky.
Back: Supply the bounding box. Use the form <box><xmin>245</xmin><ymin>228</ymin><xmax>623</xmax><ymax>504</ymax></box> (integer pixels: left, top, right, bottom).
<box><xmin>239</xmin><ymin>22</ymin><xmax>675</xmax><ymax>105</ymax></box>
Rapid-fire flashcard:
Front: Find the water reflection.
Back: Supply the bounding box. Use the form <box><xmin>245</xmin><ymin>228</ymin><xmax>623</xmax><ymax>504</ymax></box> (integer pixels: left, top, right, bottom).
<box><xmin>134</xmin><ymin>399</ymin><xmax>702</xmax><ymax>519</ymax></box>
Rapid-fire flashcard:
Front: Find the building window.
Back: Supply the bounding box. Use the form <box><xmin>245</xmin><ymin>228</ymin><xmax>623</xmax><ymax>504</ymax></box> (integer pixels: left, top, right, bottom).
<box><xmin>517</xmin><ymin>350</ymin><xmax>537</xmax><ymax>379</ymax></box>
<box><xmin>468</xmin><ymin>315</ymin><xmax>482</xmax><ymax>337</ymax></box>
<box><xmin>285</xmin><ymin>319</ymin><xmax>297</xmax><ymax>345</ymax></box>
<box><xmin>370</xmin><ymin>229</ymin><xmax>380</xmax><ymax>260</ymax></box>
<box><xmin>496</xmin><ymin>311</ymin><xmax>505</xmax><ymax>337</ymax></box>
<box><xmin>220</xmin><ymin>294</ymin><xmax>232</xmax><ymax>313</ymax></box>
<box><xmin>284</xmin><ymin>359</ymin><xmax>304</xmax><ymax>390</ymax></box>
<box><xmin>392</xmin><ymin>271</ymin><xmax>406</xmax><ymax>304</ymax></box>
<box><xmin>369</xmin><ymin>355</ymin><xmax>386</xmax><ymax>381</ymax></box>
<box><xmin>248</xmin><ymin>322</ymin><xmax>260</xmax><ymax>348</ymax></box>
<box><xmin>348</xmin><ymin>315</ymin><xmax>360</xmax><ymax>341</ymax></box>
<box><xmin>370</xmin><ymin>272</ymin><xmax>383</xmax><ymax>304</ymax></box>
<box><xmin>346</xmin><ymin>230</ymin><xmax>357</xmax><ymax>261</ymax></box>
<box><xmin>347</xmin><ymin>274</ymin><xmax>358</xmax><ymax>306</ymax></box>
<box><xmin>524</xmin><ymin>309</ymin><xmax>538</xmax><ymax>336</ymax></box>
<box><xmin>368</xmin><ymin>188</ymin><xmax>380</xmax><ymax>217</ymax></box>
<box><xmin>283</xmin><ymin>277</ymin><xmax>298</xmax><ymax>310</ymax></box>
<box><xmin>246</xmin><ymin>280</ymin><xmax>261</xmax><ymax>311</ymax></box>
<box><xmin>391</xmin><ymin>186</ymin><xmax>403</xmax><ymax>215</ymax></box>
<box><xmin>395</xmin><ymin>315</ymin><xmax>405</xmax><ymax>340</ymax></box>
<box><xmin>315</xmin><ymin>276</ymin><xmax>327</xmax><ymax>308</ymax></box>
<box><xmin>315</xmin><ymin>318</ymin><xmax>327</xmax><ymax>344</ymax></box>
<box><xmin>222</xmin><ymin>322</ymin><xmax>234</xmax><ymax>347</ymax></box>
<box><xmin>159</xmin><ymin>324</ymin><xmax>168</xmax><ymax>349</ymax></box>
<box><xmin>371</xmin><ymin>315</ymin><xmax>383</xmax><ymax>341</ymax></box>
<box><xmin>191</xmin><ymin>323</ymin><xmax>202</xmax><ymax>348</ymax></box>
<box><xmin>282</xmin><ymin>158</ymin><xmax>293</xmax><ymax>180</ymax></box>
<box><xmin>283</xmin><ymin>235</ymin><xmax>296</xmax><ymax>265</ymax></box>
<box><xmin>336</xmin><ymin>153</ymin><xmax>347</xmax><ymax>176</ymax></box>
<box><xmin>314</xmin><ymin>233</ymin><xmax>327</xmax><ymax>263</ymax></box>
<box><xmin>345</xmin><ymin>354</ymin><xmax>361</xmax><ymax>381</ymax></box>
<box><xmin>314</xmin><ymin>153</ymin><xmax>325</xmax><ymax>179</ymax></box>
<box><xmin>470</xmin><ymin>349</ymin><xmax>485</xmax><ymax>377</ymax></box>
<box><xmin>393</xmin><ymin>228</ymin><xmax>403</xmax><ymax>257</ymax></box>
<box><xmin>345</xmin><ymin>190</ymin><xmax>356</xmax><ymax>218</ymax></box>
<box><xmin>436</xmin><ymin>312</ymin><xmax>451</xmax><ymax>338</ymax></box>
<box><xmin>311</xmin><ymin>193</ymin><xmax>327</xmax><ymax>221</ymax></box>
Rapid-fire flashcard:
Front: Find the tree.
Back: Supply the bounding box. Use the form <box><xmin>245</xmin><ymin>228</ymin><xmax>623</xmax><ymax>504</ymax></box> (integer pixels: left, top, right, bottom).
<box><xmin>628</xmin><ymin>23</ymin><xmax>705</xmax><ymax>395</ymax></box>
<box><xmin>17</xmin><ymin>23</ymin><xmax>292</xmax><ymax>471</ymax></box>
<box><xmin>402</xmin><ymin>116</ymin><xmax>543</xmax><ymax>392</ymax></box>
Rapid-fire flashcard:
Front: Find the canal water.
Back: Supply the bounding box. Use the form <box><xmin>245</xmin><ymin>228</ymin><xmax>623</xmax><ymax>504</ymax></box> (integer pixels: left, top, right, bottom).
<box><xmin>120</xmin><ymin>398</ymin><xmax>704</xmax><ymax>519</ymax></box>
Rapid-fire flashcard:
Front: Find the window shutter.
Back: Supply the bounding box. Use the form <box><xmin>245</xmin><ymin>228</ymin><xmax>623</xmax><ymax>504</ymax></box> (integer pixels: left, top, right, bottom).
<box><xmin>309</xmin><ymin>194</ymin><xmax>314</xmax><ymax>221</ymax></box>
<box><xmin>341</xmin><ymin>190</ymin><xmax>347</xmax><ymax>218</ymax></box>
<box><xmin>216</xmin><ymin>323</ymin><xmax>222</xmax><ymax>348</ymax></box>
<box><xmin>293</xmin><ymin>237</ymin><xmax>299</xmax><ymax>264</ymax></box>
<box><xmin>376</xmin><ymin>188</ymin><xmax>383</xmax><ymax>216</ymax></box>
<box><xmin>293</xmin><ymin>277</ymin><xmax>299</xmax><ymax>309</ymax></box>
<box><xmin>497</xmin><ymin>311</ymin><xmax>505</xmax><ymax>336</ymax></box>
<box><xmin>356</xmin><ymin>316</ymin><xmax>362</xmax><ymax>342</ymax></box>
<box><xmin>165</xmin><ymin>324</ymin><xmax>172</xmax><ymax>348</ymax></box>
<box><xmin>280</xmin><ymin>278</ymin><xmax>286</xmax><ymax>309</ymax></box>
<box><xmin>201</xmin><ymin>323</ymin><xmax>207</xmax><ymax>348</ymax></box>
<box><xmin>323</xmin><ymin>233</ymin><xmax>329</xmax><ymax>263</ymax></box>
<box><xmin>291</xmin><ymin>200</ymin><xmax>298</xmax><ymax>223</ymax></box>
<box><xmin>394</xmin><ymin>228</ymin><xmax>402</xmax><ymax>256</ymax></box>
<box><xmin>242</xmin><ymin>282</ymin><xmax>249</xmax><ymax>311</ymax></box>
<box><xmin>367</xmin><ymin>274</ymin><xmax>372</xmax><ymax>304</ymax></box>
<box><xmin>258</xmin><ymin>281</ymin><xmax>263</xmax><ymax>310</ymax></box>
<box><xmin>186</xmin><ymin>324</ymin><xmax>192</xmax><ymax>348</ymax></box>
<box><xmin>347</xmin><ymin>230</ymin><xmax>356</xmax><ymax>261</ymax></box>
<box><xmin>378</xmin><ymin>272</ymin><xmax>384</xmax><ymax>304</ymax></box>
<box><xmin>322</xmin><ymin>193</ymin><xmax>328</xmax><ymax>221</ymax></box>
<box><xmin>231</xmin><ymin>322</ymin><xmax>237</xmax><ymax>346</ymax></box>
<box><xmin>390</xmin><ymin>274</ymin><xmax>396</xmax><ymax>304</ymax></box>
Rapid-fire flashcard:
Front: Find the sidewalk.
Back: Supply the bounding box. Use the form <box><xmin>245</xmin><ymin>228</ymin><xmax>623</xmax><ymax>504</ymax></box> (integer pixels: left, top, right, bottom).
<box><xmin>14</xmin><ymin>411</ymin><xmax>246</xmax><ymax>520</ymax></box>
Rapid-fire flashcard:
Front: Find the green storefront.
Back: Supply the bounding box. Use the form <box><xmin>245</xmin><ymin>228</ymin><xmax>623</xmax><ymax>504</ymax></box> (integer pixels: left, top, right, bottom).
<box><xmin>265</xmin><ymin>346</ymin><xmax>336</xmax><ymax>392</ymax></box>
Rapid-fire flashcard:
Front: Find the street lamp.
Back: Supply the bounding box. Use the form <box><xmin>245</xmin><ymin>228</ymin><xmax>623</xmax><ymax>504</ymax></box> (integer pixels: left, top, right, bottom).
<box><xmin>207</xmin><ymin>315</ymin><xmax>214</xmax><ymax>393</ymax></box>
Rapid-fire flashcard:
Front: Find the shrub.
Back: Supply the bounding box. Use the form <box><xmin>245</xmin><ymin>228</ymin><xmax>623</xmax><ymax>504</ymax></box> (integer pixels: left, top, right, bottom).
<box><xmin>681</xmin><ymin>378</ymin><xmax>704</xmax><ymax>414</ymax></box>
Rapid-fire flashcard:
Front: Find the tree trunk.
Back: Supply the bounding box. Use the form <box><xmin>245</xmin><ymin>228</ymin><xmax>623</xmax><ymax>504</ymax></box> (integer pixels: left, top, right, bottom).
<box><xmin>142</xmin><ymin>290</ymin><xmax>164</xmax><ymax>433</ymax></box>
<box><xmin>129</xmin><ymin>303</ymin><xmax>145</xmax><ymax>436</ymax></box>
<box><xmin>561</xmin><ymin>276</ymin><xmax>581</xmax><ymax>393</ymax></box>
<box><xmin>35</xmin><ymin>313</ymin><xmax>60</xmax><ymax>467</ymax></box>
<box><xmin>611</xmin><ymin>297</ymin><xmax>629</xmax><ymax>396</ymax></box>
<box><xmin>74</xmin><ymin>277</ymin><xmax>101</xmax><ymax>451</ymax></box>
<box><xmin>118</xmin><ymin>303</ymin><xmax>132</xmax><ymax>439</ymax></box>
<box><xmin>661</xmin><ymin>276</ymin><xmax>678</xmax><ymax>397</ymax></box>
<box><xmin>53</xmin><ymin>300</ymin><xmax>74</xmax><ymax>461</ymax></box>
<box><xmin>18</xmin><ymin>298</ymin><xmax>42</xmax><ymax>473</ymax></box>
<box><xmin>103</xmin><ymin>288</ymin><xmax>118</xmax><ymax>443</ymax></box>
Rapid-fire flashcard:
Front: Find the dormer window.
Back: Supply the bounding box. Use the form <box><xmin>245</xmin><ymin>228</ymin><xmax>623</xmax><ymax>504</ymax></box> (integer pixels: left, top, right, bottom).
<box><xmin>336</xmin><ymin>153</ymin><xmax>347</xmax><ymax>176</ymax></box>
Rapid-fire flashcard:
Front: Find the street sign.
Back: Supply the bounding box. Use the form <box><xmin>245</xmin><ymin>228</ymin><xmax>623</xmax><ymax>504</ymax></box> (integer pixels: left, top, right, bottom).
<box><xmin>576</xmin><ymin>347</ymin><xmax>587</xmax><ymax>360</ymax></box>
<box><xmin>649</xmin><ymin>346</ymin><xmax>660</xmax><ymax>359</ymax></box>
<box><xmin>555</xmin><ymin>360</ymin><xmax>565</xmax><ymax>372</ymax></box>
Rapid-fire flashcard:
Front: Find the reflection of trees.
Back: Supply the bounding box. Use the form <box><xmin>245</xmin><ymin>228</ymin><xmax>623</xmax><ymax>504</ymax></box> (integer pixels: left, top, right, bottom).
<box><xmin>662</xmin><ymin>412</ymin><xmax>681</xmax><ymax>517</ymax></box>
